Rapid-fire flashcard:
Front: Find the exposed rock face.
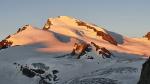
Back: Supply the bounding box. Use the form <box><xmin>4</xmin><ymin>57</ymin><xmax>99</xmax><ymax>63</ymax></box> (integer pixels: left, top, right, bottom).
<box><xmin>5</xmin><ymin>35</ymin><xmax>11</xmax><ymax>39</ymax></box>
<box><xmin>43</xmin><ymin>19</ymin><xmax>52</xmax><ymax>30</ymax></box>
<box><xmin>16</xmin><ymin>25</ymin><xmax>30</xmax><ymax>34</ymax></box>
<box><xmin>71</xmin><ymin>42</ymin><xmax>91</xmax><ymax>59</ymax></box>
<box><xmin>71</xmin><ymin>41</ymin><xmax>113</xmax><ymax>59</ymax></box>
<box><xmin>76</xmin><ymin>20</ymin><xmax>117</xmax><ymax>46</ymax></box>
<box><xmin>91</xmin><ymin>42</ymin><xmax>112</xmax><ymax>58</ymax></box>
<box><xmin>138</xmin><ymin>57</ymin><xmax>150</xmax><ymax>84</ymax></box>
<box><xmin>96</xmin><ymin>31</ymin><xmax>117</xmax><ymax>45</ymax></box>
<box><xmin>144</xmin><ymin>32</ymin><xmax>150</xmax><ymax>40</ymax></box>
<box><xmin>0</xmin><ymin>40</ymin><xmax>13</xmax><ymax>49</ymax></box>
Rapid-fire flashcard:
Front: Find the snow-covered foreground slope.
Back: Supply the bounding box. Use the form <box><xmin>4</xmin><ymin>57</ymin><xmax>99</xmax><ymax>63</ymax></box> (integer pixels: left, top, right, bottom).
<box><xmin>0</xmin><ymin>45</ymin><xmax>146</xmax><ymax>84</ymax></box>
<box><xmin>0</xmin><ymin>16</ymin><xmax>150</xmax><ymax>84</ymax></box>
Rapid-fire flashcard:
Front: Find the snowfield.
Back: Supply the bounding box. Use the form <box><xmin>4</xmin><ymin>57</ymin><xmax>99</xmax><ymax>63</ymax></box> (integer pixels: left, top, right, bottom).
<box><xmin>0</xmin><ymin>16</ymin><xmax>149</xmax><ymax>84</ymax></box>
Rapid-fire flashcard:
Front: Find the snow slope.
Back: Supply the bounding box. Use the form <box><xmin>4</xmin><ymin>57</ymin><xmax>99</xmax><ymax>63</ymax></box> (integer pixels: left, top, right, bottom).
<box><xmin>42</xmin><ymin>16</ymin><xmax>150</xmax><ymax>56</ymax></box>
<box><xmin>3</xmin><ymin>16</ymin><xmax>150</xmax><ymax>56</ymax></box>
<box><xmin>0</xmin><ymin>16</ymin><xmax>150</xmax><ymax>84</ymax></box>
<box><xmin>0</xmin><ymin>44</ymin><xmax>146</xmax><ymax>84</ymax></box>
<box><xmin>6</xmin><ymin>25</ymin><xmax>79</xmax><ymax>53</ymax></box>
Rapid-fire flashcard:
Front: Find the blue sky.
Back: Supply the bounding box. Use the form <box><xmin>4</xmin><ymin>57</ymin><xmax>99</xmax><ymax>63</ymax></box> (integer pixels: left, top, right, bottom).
<box><xmin>0</xmin><ymin>0</ymin><xmax>150</xmax><ymax>40</ymax></box>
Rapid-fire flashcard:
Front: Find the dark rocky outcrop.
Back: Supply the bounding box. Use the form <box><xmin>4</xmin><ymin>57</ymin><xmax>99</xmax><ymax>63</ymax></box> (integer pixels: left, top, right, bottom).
<box><xmin>43</xmin><ymin>19</ymin><xmax>52</xmax><ymax>30</ymax></box>
<box><xmin>17</xmin><ymin>28</ymin><xmax>22</xmax><ymax>33</ymax></box>
<box><xmin>5</xmin><ymin>35</ymin><xmax>11</xmax><ymax>39</ymax></box>
<box><xmin>96</xmin><ymin>31</ymin><xmax>117</xmax><ymax>45</ymax></box>
<box><xmin>16</xmin><ymin>25</ymin><xmax>29</xmax><ymax>34</ymax></box>
<box><xmin>107</xmin><ymin>31</ymin><xmax>124</xmax><ymax>44</ymax></box>
<box><xmin>71</xmin><ymin>41</ymin><xmax>113</xmax><ymax>59</ymax></box>
<box><xmin>14</xmin><ymin>63</ymin><xmax>59</xmax><ymax>83</ymax></box>
<box><xmin>76</xmin><ymin>20</ymin><xmax>98</xmax><ymax>32</ymax></box>
<box><xmin>71</xmin><ymin>42</ymin><xmax>91</xmax><ymax>59</ymax></box>
<box><xmin>91</xmin><ymin>42</ymin><xmax>113</xmax><ymax>58</ymax></box>
<box><xmin>138</xmin><ymin>57</ymin><xmax>150</xmax><ymax>84</ymax></box>
<box><xmin>0</xmin><ymin>40</ymin><xmax>13</xmax><ymax>49</ymax></box>
<box><xmin>144</xmin><ymin>32</ymin><xmax>150</xmax><ymax>40</ymax></box>
<box><xmin>91</xmin><ymin>42</ymin><xmax>101</xmax><ymax>51</ymax></box>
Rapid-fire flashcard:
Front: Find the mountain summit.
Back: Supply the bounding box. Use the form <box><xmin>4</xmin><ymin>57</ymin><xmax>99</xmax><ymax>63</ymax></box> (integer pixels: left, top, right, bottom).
<box><xmin>43</xmin><ymin>16</ymin><xmax>118</xmax><ymax>45</ymax></box>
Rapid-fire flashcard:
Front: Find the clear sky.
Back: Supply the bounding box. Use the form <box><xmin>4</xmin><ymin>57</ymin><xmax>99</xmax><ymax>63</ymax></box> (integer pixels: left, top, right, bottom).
<box><xmin>0</xmin><ymin>0</ymin><xmax>150</xmax><ymax>40</ymax></box>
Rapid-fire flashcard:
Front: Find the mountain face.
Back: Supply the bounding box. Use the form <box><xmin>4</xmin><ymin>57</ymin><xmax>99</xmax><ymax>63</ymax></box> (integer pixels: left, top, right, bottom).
<box><xmin>2</xmin><ymin>16</ymin><xmax>150</xmax><ymax>56</ymax></box>
<box><xmin>43</xmin><ymin>16</ymin><xmax>118</xmax><ymax>45</ymax></box>
<box><xmin>0</xmin><ymin>16</ymin><xmax>150</xmax><ymax>84</ymax></box>
<box><xmin>70</xmin><ymin>41</ymin><xmax>112</xmax><ymax>59</ymax></box>
<box><xmin>70</xmin><ymin>42</ymin><xmax>91</xmax><ymax>59</ymax></box>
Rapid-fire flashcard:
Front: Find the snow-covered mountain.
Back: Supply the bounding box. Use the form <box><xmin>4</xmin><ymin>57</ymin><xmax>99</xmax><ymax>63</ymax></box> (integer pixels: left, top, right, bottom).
<box><xmin>0</xmin><ymin>16</ymin><xmax>150</xmax><ymax>84</ymax></box>
<box><xmin>43</xmin><ymin>16</ymin><xmax>117</xmax><ymax>45</ymax></box>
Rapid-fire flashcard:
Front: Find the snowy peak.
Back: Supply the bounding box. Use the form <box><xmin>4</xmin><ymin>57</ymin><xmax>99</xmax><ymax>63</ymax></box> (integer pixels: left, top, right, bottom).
<box><xmin>1</xmin><ymin>16</ymin><xmax>150</xmax><ymax>56</ymax></box>
<box><xmin>43</xmin><ymin>16</ymin><xmax>118</xmax><ymax>45</ymax></box>
<box><xmin>0</xmin><ymin>25</ymin><xmax>33</xmax><ymax>49</ymax></box>
<box><xmin>2</xmin><ymin>25</ymin><xmax>39</xmax><ymax>46</ymax></box>
<box><xmin>3</xmin><ymin>25</ymin><xmax>32</xmax><ymax>41</ymax></box>
<box><xmin>1</xmin><ymin>24</ymin><xmax>81</xmax><ymax>53</ymax></box>
<box><xmin>43</xmin><ymin>16</ymin><xmax>77</xmax><ymax>30</ymax></box>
